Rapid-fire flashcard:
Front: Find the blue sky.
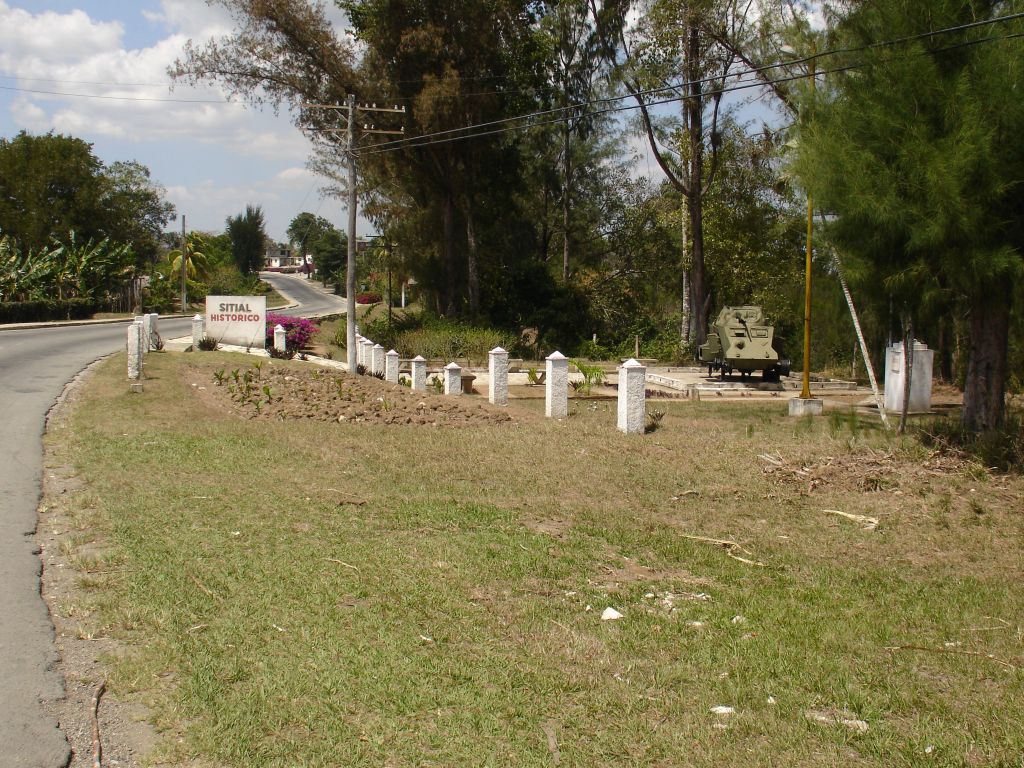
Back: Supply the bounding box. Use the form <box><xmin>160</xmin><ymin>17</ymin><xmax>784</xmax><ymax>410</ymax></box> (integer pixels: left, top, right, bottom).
<box><xmin>0</xmin><ymin>0</ymin><xmax>355</xmax><ymax>241</ymax></box>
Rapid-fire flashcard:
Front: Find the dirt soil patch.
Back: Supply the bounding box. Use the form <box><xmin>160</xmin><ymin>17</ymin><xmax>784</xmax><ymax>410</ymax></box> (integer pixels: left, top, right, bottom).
<box><xmin>191</xmin><ymin>361</ymin><xmax>515</xmax><ymax>427</ymax></box>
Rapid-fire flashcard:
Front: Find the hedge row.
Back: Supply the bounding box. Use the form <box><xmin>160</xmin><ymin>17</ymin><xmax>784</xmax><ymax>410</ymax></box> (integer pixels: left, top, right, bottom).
<box><xmin>0</xmin><ymin>298</ymin><xmax>114</xmax><ymax>324</ymax></box>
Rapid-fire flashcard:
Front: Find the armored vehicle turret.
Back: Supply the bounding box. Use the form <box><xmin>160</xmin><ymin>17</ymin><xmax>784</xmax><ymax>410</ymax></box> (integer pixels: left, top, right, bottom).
<box><xmin>698</xmin><ymin>306</ymin><xmax>791</xmax><ymax>380</ymax></box>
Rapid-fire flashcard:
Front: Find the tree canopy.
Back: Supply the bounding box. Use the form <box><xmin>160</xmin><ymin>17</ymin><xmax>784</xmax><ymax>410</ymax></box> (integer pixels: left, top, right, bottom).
<box><xmin>792</xmin><ymin>0</ymin><xmax>1024</xmax><ymax>430</ymax></box>
<box><xmin>0</xmin><ymin>131</ymin><xmax>175</xmax><ymax>262</ymax></box>
<box><xmin>226</xmin><ymin>205</ymin><xmax>268</xmax><ymax>275</ymax></box>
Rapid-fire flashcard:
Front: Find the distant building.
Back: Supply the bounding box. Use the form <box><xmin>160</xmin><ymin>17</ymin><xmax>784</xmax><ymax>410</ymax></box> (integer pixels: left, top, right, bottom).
<box><xmin>264</xmin><ymin>242</ymin><xmax>304</xmax><ymax>271</ymax></box>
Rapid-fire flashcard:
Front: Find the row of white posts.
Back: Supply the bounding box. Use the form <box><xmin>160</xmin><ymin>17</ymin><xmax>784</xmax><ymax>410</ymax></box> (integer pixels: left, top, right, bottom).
<box><xmin>126</xmin><ymin>312</ymin><xmax>162</xmax><ymax>384</ymax></box>
<box><xmin>353</xmin><ymin>332</ymin><xmax>649</xmax><ymax>434</ymax></box>
<box><xmin>156</xmin><ymin>319</ymin><xmax>649</xmax><ymax>434</ymax></box>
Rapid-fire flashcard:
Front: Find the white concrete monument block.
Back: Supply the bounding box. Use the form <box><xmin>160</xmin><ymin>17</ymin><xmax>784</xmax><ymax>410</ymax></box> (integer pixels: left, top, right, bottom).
<box><xmin>127</xmin><ymin>322</ymin><xmax>142</xmax><ymax>380</ymax></box>
<box><xmin>354</xmin><ymin>334</ymin><xmax>364</xmax><ymax>366</ymax></box>
<box><xmin>146</xmin><ymin>312</ymin><xmax>160</xmax><ymax>350</ymax></box>
<box><xmin>372</xmin><ymin>344</ymin><xmax>385</xmax><ymax>376</ymax></box>
<box><xmin>411</xmin><ymin>355</ymin><xmax>427</xmax><ymax>391</ymax></box>
<box><xmin>140</xmin><ymin>315</ymin><xmax>151</xmax><ymax>354</ymax></box>
<box><xmin>385</xmin><ymin>349</ymin><xmax>400</xmax><ymax>384</ymax></box>
<box><xmin>545</xmin><ymin>351</ymin><xmax>569</xmax><ymax>418</ymax></box>
<box><xmin>617</xmin><ymin>358</ymin><xmax>647</xmax><ymax>434</ymax></box>
<box><xmin>444</xmin><ymin>362</ymin><xmax>462</xmax><ymax>396</ymax></box>
<box><xmin>360</xmin><ymin>339</ymin><xmax>374</xmax><ymax>371</ymax></box>
<box><xmin>488</xmin><ymin>346</ymin><xmax>509</xmax><ymax>406</ymax></box>
<box><xmin>133</xmin><ymin>319</ymin><xmax>146</xmax><ymax>368</ymax></box>
<box><xmin>274</xmin><ymin>324</ymin><xmax>287</xmax><ymax>353</ymax></box>
<box><xmin>191</xmin><ymin>314</ymin><xmax>204</xmax><ymax>348</ymax></box>
<box><xmin>884</xmin><ymin>340</ymin><xmax>934</xmax><ymax>413</ymax></box>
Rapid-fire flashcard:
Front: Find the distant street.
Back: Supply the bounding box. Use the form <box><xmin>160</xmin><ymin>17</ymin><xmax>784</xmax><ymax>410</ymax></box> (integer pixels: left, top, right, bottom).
<box><xmin>259</xmin><ymin>271</ymin><xmax>346</xmax><ymax>319</ymax></box>
<box><xmin>0</xmin><ymin>273</ymin><xmax>343</xmax><ymax>767</ymax></box>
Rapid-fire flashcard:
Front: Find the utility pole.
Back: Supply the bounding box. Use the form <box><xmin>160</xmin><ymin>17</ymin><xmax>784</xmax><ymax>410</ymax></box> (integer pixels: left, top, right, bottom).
<box><xmin>345</xmin><ymin>94</ymin><xmax>357</xmax><ymax>371</ymax></box>
<box><xmin>181</xmin><ymin>214</ymin><xmax>187</xmax><ymax>313</ymax></box>
<box><xmin>304</xmin><ymin>98</ymin><xmax>405</xmax><ymax>372</ymax></box>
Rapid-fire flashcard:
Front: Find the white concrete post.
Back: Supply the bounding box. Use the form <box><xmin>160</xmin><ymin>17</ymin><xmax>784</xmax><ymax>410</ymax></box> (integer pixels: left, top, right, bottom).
<box><xmin>444</xmin><ymin>362</ymin><xmax>463</xmax><ymax>396</ymax></box>
<box><xmin>274</xmin><ymin>324</ymin><xmax>287</xmax><ymax>353</ymax></box>
<box><xmin>545</xmin><ymin>351</ymin><xmax>569</xmax><ymax>418</ymax></box>
<box><xmin>488</xmin><ymin>346</ymin><xmax>509</xmax><ymax>406</ymax></box>
<box><xmin>361</xmin><ymin>339</ymin><xmax>374</xmax><ymax>370</ymax></box>
<box><xmin>140</xmin><ymin>314</ymin><xmax>153</xmax><ymax>354</ymax></box>
<box><xmin>411</xmin><ymin>356</ymin><xmax>427</xmax><ymax>391</ymax></box>
<box><xmin>147</xmin><ymin>312</ymin><xmax>160</xmax><ymax>350</ymax></box>
<box><xmin>134</xmin><ymin>319</ymin><xmax>146</xmax><ymax>368</ymax></box>
<box><xmin>372</xmin><ymin>344</ymin><xmax>385</xmax><ymax>376</ymax></box>
<box><xmin>191</xmin><ymin>314</ymin><xmax>204</xmax><ymax>348</ymax></box>
<box><xmin>354</xmin><ymin>334</ymin><xmax>364</xmax><ymax>366</ymax></box>
<box><xmin>617</xmin><ymin>358</ymin><xmax>647</xmax><ymax>434</ymax></box>
<box><xmin>385</xmin><ymin>349</ymin><xmax>400</xmax><ymax>384</ymax></box>
<box><xmin>127</xmin><ymin>322</ymin><xmax>142</xmax><ymax>380</ymax></box>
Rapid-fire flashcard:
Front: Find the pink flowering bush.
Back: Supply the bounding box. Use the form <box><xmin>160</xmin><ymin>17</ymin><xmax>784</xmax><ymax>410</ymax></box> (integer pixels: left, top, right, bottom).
<box><xmin>266</xmin><ymin>313</ymin><xmax>319</xmax><ymax>351</ymax></box>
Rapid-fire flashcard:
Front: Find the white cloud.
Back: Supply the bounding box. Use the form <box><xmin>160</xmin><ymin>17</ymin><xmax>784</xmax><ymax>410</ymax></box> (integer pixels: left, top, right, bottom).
<box><xmin>0</xmin><ymin>2</ymin><xmax>123</xmax><ymax>65</ymax></box>
<box><xmin>0</xmin><ymin>3</ymin><xmax>315</xmax><ymax>161</ymax></box>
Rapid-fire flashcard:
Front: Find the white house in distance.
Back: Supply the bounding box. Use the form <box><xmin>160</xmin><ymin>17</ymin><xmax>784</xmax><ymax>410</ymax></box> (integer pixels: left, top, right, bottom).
<box><xmin>264</xmin><ymin>242</ymin><xmax>305</xmax><ymax>272</ymax></box>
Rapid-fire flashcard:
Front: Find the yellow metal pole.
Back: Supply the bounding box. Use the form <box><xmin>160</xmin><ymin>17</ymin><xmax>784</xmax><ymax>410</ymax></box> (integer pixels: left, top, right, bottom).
<box><xmin>800</xmin><ymin>57</ymin><xmax>815</xmax><ymax>400</ymax></box>
<box><xmin>801</xmin><ymin>193</ymin><xmax>812</xmax><ymax>399</ymax></box>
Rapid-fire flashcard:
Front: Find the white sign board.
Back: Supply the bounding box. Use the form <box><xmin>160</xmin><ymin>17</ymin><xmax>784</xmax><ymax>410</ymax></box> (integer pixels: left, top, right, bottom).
<box><xmin>205</xmin><ymin>296</ymin><xmax>266</xmax><ymax>348</ymax></box>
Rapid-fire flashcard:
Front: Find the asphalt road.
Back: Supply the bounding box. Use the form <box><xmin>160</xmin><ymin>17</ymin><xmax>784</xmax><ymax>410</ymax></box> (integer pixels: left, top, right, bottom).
<box><xmin>0</xmin><ymin>273</ymin><xmax>343</xmax><ymax>766</ymax></box>
<box><xmin>260</xmin><ymin>271</ymin><xmax>346</xmax><ymax>319</ymax></box>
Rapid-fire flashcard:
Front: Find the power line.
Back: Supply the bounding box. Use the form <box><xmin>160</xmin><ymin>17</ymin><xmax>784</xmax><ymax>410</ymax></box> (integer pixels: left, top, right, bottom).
<box><xmin>356</xmin><ymin>29</ymin><xmax>1024</xmax><ymax>158</ymax></box>
<box><xmin>0</xmin><ymin>84</ymin><xmax>234</xmax><ymax>103</ymax></box>
<box><xmin>353</xmin><ymin>12</ymin><xmax>1024</xmax><ymax>156</ymax></box>
<box><xmin>0</xmin><ymin>73</ymin><xmax>202</xmax><ymax>88</ymax></box>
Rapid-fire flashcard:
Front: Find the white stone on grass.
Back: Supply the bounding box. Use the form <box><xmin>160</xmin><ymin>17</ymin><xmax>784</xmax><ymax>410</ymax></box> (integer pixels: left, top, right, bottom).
<box><xmin>601</xmin><ymin>607</ymin><xmax>623</xmax><ymax>621</ymax></box>
<box><xmin>191</xmin><ymin>314</ymin><xmax>204</xmax><ymax>348</ymax></box>
<box><xmin>372</xmin><ymin>344</ymin><xmax>385</xmax><ymax>376</ymax></box>
<box><xmin>411</xmin><ymin>356</ymin><xmax>427</xmax><ymax>391</ymax></box>
<box><xmin>488</xmin><ymin>346</ymin><xmax>509</xmax><ymax>406</ymax></box>
<box><xmin>545</xmin><ymin>351</ymin><xmax>568</xmax><ymax>418</ymax></box>
<box><xmin>274</xmin><ymin>324</ymin><xmax>287</xmax><ymax>353</ymax></box>
<box><xmin>617</xmin><ymin>358</ymin><xmax>646</xmax><ymax>434</ymax></box>
<box><xmin>444</xmin><ymin>362</ymin><xmax>462</xmax><ymax>396</ymax></box>
<box><xmin>385</xmin><ymin>349</ymin><xmax>400</xmax><ymax>384</ymax></box>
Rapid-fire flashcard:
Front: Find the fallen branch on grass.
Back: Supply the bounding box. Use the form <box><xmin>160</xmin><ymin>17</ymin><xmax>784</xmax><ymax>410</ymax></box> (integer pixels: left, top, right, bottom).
<box><xmin>91</xmin><ymin>679</ymin><xmax>106</xmax><ymax>768</ymax></box>
<box><xmin>679</xmin><ymin>534</ymin><xmax>766</xmax><ymax>567</ymax></box>
<box><xmin>188</xmin><ymin>573</ymin><xmax>223</xmax><ymax>601</ymax></box>
<box><xmin>823</xmin><ymin>509</ymin><xmax>879</xmax><ymax>530</ymax></box>
<box><xmin>325</xmin><ymin>489</ymin><xmax>368</xmax><ymax>506</ymax></box>
<box><xmin>885</xmin><ymin>644</ymin><xmax>1018</xmax><ymax>670</ymax></box>
<box><xmin>325</xmin><ymin>558</ymin><xmax>360</xmax><ymax>572</ymax></box>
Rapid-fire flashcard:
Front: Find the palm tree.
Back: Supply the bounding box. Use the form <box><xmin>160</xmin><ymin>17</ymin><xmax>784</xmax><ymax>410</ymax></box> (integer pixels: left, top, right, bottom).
<box><xmin>167</xmin><ymin>233</ymin><xmax>210</xmax><ymax>311</ymax></box>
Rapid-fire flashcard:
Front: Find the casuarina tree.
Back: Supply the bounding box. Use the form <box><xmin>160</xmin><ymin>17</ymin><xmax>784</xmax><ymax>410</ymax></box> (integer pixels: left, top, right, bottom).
<box><xmin>792</xmin><ymin>0</ymin><xmax>1023</xmax><ymax>431</ymax></box>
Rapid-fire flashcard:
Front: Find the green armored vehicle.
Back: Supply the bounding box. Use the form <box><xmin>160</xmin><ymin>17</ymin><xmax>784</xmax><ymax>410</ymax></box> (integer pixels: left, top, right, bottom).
<box><xmin>699</xmin><ymin>306</ymin><xmax>791</xmax><ymax>380</ymax></box>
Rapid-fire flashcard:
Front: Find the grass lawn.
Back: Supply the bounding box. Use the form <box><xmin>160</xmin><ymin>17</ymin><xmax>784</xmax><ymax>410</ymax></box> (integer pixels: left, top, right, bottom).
<box><xmin>47</xmin><ymin>352</ymin><xmax>1024</xmax><ymax>767</ymax></box>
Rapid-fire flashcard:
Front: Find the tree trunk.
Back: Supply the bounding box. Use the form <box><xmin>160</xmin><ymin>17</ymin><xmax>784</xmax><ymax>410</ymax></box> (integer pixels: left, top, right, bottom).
<box><xmin>562</xmin><ymin>114</ymin><xmax>571</xmax><ymax>283</ymax></box>
<box><xmin>937</xmin><ymin>316</ymin><xmax>954</xmax><ymax>382</ymax></box>
<box><xmin>898</xmin><ymin>312</ymin><xmax>914</xmax><ymax>434</ymax></box>
<box><xmin>465</xmin><ymin>197</ymin><xmax>480</xmax><ymax>317</ymax></box>
<box><xmin>685</xmin><ymin>25</ymin><xmax>709</xmax><ymax>347</ymax></box>
<box><xmin>962</xmin><ymin>291</ymin><xmax>1010</xmax><ymax>431</ymax></box>
<box><xmin>442</xmin><ymin>191</ymin><xmax>457</xmax><ymax>315</ymax></box>
<box><xmin>680</xmin><ymin>196</ymin><xmax>690</xmax><ymax>344</ymax></box>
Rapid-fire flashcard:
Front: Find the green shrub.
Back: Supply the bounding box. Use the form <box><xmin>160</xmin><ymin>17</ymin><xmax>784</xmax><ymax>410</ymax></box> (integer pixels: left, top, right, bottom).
<box><xmin>347</xmin><ymin>313</ymin><xmax>516</xmax><ymax>363</ymax></box>
<box><xmin>0</xmin><ymin>297</ymin><xmax>111</xmax><ymax>323</ymax></box>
